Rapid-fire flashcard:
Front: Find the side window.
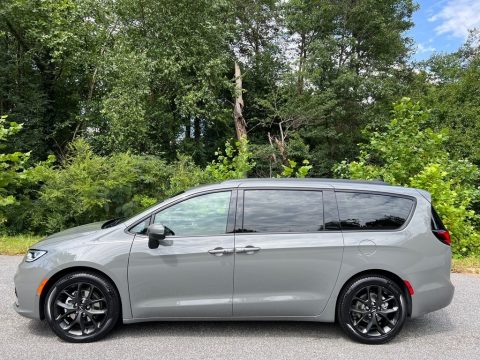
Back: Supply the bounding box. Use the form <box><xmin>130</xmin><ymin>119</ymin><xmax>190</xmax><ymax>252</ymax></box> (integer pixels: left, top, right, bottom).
<box><xmin>336</xmin><ymin>192</ymin><xmax>414</xmax><ymax>231</ymax></box>
<box><xmin>130</xmin><ymin>218</ymin><xmax>150</xmax><ymax>234</ymax></box>
<box><xmin>153</xmin><ymin>191</ymin><xmax>231</xmax><ymax>237</ymax></box>
<box><xmin>242</xmin><ymin>190</ymin><xmax>323</xmax><ymax>233</ymax></box>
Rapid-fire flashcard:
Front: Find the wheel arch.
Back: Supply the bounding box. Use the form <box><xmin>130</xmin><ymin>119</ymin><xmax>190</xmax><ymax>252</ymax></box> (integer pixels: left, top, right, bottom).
<box><xmin>334</xmin><ymin>269</ymin><xmax>412</xmax><ymax>320</ymax></box>
<box><xmin>39</xmin><ymin>266</ymin><xmax>123</xmax><ymax>321</ymax></box>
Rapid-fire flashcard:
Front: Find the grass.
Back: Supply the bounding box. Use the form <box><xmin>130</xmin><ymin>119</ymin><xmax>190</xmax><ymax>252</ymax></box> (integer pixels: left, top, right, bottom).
<box><xmin>452</xmin><ymin>256</ymin><xmax>480</xmax><ymax>275</ymax></box>
<box><xmin>0</xmin><ymin>235</ymin><xmax>479</xmax><ymax>275</ymax></box>
<box><xmin>0</xmin><ymin>235</ymin><xmax>42</xmax><ymax>255</ymax></box>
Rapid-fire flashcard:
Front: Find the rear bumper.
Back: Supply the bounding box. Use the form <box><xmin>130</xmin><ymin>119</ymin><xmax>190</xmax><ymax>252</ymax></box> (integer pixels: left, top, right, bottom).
<box><xmin>410</xmin><ymin>279</ymin><xmax>454</xmax><ymax>318</ymax></box>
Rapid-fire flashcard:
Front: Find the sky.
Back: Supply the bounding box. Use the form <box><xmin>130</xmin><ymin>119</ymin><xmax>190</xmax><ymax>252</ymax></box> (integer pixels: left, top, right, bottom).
<box><xmin>409</xmin><ymin>0</ymin><xmax>480</xmax><ymax>61</ymax></box>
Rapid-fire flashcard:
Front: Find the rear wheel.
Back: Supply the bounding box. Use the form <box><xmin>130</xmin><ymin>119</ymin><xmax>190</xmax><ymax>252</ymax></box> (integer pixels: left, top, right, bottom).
<box><xmin>44</xmin><ymin>272</ymin><xmax>120</xmax><ymax>342</ymax></box>
<box><xmin>337</xmin><ymin>275</ymin><xmax>407</xmax><ymax>344</ymax></box>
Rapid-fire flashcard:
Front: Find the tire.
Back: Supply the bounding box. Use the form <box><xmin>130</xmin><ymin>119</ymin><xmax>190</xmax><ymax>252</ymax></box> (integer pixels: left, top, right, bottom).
<box><xmin>44</xmin><ymin>271</ymin><xmax>120</xmax><ymax>343</ymax></box>
<box><xmin>337</xmin><ymin>275</ymin><xmax>407</xmax><ymax>344</ymax></box>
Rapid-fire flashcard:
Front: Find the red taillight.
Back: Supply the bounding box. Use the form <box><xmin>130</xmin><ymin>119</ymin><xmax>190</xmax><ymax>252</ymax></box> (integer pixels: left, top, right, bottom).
<box><xmin>432</xmin><ymin>229</ymin><xmax>451</xmax><ymax>246</ymax></box>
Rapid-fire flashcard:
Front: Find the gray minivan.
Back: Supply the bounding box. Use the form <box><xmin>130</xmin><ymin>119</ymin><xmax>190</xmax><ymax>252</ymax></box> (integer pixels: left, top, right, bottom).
<box><xmin>13</xmin><ymin>179</ymin><xmax>454</xmax><ymax>344</ymax></box>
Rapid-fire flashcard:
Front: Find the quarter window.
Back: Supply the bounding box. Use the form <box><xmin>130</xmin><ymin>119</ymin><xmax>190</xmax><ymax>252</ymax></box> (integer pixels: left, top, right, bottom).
<box><xmin>152</xmin><ymin>191</ymin><xmax>232</xmax><ymax>237</ymax></box>
<box><xmin>242</xmin><ymin>190</ymin><xmax>323</xmax><ymax>233</ymax></box>
<box><xmin>336</xmin><ymin>192</ymin><xmax>414</xmax><ymax>230</ymax></box>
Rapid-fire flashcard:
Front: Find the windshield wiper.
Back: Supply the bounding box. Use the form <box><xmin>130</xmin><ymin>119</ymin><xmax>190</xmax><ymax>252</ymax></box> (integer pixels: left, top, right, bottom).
<box><xmin>101</xmin><ymin>217</ymin><xmax>126</xmax><ymax>229</ymax></box>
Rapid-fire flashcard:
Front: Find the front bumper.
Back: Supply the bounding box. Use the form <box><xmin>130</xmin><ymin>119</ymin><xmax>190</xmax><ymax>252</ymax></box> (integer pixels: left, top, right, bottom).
<box><xmin>13</xmin><ymin>258</ymin><xmax>50</xmax><ymax>320</ymax></box>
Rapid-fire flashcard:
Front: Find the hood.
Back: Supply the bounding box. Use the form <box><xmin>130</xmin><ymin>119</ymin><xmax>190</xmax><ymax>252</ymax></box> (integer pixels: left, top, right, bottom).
<box><xmin>33</xmin><ymin>221</ymin><xmax>111</xmax><ymax>248</ymax></box>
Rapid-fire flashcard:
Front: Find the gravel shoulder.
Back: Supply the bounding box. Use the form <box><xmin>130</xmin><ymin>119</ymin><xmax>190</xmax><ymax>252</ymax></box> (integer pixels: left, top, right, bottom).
<box><xmin>1</xmin><ymin>255</ymin><xmax>479</xmax><ymax>360</ymax></box>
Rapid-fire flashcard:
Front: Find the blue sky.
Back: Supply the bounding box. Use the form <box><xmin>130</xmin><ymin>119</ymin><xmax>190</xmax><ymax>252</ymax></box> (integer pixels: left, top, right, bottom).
<box><xmin>409</xmin><ymin>0</ymin><xmax>480</xmax><ymax>61</ymax></box>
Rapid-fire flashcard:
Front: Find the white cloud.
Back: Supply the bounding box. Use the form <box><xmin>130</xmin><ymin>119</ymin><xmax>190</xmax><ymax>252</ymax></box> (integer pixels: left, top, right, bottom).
<box><xmin>429</xmin><ymin>0</ymin><xmax>480</xmax><ymax>39</ymax></box>
<box><xmin>417</xmin><ymin>43</ymin><xmax>436</xmax><ymax>53</ymax></box>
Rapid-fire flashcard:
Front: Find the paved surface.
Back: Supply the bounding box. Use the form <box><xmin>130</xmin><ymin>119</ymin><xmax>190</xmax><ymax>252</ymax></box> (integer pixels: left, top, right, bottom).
<box><xmin>0</xmin><ymin>256</ymin><xmax>479</xmax><ymax>360</ymax></box>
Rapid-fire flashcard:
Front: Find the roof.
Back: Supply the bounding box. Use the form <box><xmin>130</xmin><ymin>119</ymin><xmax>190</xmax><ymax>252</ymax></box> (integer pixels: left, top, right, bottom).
<box><xmin>219</xmin><ymin>178</ymin><xmax>422</xmax><ymax>197</ymax></box>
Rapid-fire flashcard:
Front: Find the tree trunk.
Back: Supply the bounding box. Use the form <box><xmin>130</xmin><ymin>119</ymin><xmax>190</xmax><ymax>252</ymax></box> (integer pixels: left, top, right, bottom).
<box><xmin>297</xmin><ymin>32</ymin><xmax>306</xmax><ymax>95</ymax></box>
<box><xmin>233</xmin><ymin>61</ymin><xmax>247</xmax><ymax>140</ymax></box>
<box><xmin>194</xmin><ymin>117</ymin><xmax>201</xmax><ymax>143</ymax></box>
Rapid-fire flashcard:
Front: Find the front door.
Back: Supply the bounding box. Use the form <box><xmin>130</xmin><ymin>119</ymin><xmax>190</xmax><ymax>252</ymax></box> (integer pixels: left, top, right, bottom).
<box><xmin>233</xmin><ymin>188</ymin><xmax>344</xmax><ymax>317</ymax></box>
<box><xmin>128</xmin><ymin>190</ymin><xmax>236</xmax><ymax>319</ymax></box>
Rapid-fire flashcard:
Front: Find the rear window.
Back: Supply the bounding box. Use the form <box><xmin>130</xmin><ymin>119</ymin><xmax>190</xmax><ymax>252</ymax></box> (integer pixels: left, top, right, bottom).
<box><xmin>336</xmin><ymin>192</ymin><xmax>414</xmax><ymax>231</ymax></box>
<box><xmin>431</xmin><ymin>206</ymin><xmax>446</xmax><ymax>230</ymax></box>
<box><xmin>242</xmin><ymin>190</ymin><xmax>323</xmax><ymax>233</ymax></box>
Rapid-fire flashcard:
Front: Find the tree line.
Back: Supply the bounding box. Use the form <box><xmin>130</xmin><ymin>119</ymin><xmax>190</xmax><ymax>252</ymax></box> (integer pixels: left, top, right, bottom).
<box><xmin>1</xmin><ymin>1</ymin><xmax>480</xmax><ymax>256</ymax></box>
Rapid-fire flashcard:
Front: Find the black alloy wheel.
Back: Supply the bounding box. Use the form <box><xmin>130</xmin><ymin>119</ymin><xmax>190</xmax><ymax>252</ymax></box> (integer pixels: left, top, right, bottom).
<box><xmin>45</xmin><ymin>272</ymin><xmax>120</xmax><ymax>342</ymax></box>
<box><xmin>337</xmin><ymin>275</ymin><xmax>407</xmax><ymax>344</ymax></box>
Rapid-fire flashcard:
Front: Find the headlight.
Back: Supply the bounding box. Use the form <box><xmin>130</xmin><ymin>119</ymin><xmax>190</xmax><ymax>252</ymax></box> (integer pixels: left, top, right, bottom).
<box><xmin>25</xmin><ymin>249</ymin><xmax>47</xmax><ymax>262</ymax></box>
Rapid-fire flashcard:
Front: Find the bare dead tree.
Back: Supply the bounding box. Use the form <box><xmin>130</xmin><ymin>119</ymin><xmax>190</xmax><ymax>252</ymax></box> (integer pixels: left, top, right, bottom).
<box><xmin>233</xmin><ymin>61</ymin><xmax>247</xmax><ymax>140</ymax></box>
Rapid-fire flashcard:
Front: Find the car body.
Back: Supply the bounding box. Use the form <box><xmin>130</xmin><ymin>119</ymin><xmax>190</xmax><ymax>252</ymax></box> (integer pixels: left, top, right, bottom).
<box><xmin>13</xmin><ymin>178</ymin><xmax>454</xmax><ymax>343</ymax></box>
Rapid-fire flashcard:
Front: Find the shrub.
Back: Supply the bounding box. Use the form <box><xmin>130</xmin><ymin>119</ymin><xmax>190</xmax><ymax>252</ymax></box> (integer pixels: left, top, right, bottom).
<box><xmin>206</xmin><ymin>137</ymin><xmax>255</xmax><ymax>181</ymax></box>
<box><xmin>335</xmin><ymin>98</ymin><xmax>480</xmax><ymax>257</ymax></box>
<box><xmin>278</xmin><ymin>159</ymin><xmax>313</xmax><ymax>178</ymax></box>
<box><xmin>0</xmin><ymin>116</ymin><xmax>30</xmax><ymax>221</ymax></box>
<box><xmin>22</xmin><ymin>140</ymin><xmax>172</xmax><ymax>234</ymax></box>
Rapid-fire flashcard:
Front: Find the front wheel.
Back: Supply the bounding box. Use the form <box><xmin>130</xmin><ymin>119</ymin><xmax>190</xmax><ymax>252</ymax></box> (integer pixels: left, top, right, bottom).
<box><xmin>44</xmin><ymin>272</ymin><xmax>120</xmax><ymax>342</ymax></box>
<box><xmin>337</xmin><ymin>275</ymin><xmax>407</xmax><ymax>344</ymax></box>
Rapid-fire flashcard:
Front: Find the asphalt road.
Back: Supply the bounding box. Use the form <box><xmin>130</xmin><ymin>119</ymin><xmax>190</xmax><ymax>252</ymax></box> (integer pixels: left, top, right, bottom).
<box><xmin>1</xmin><ymin>255</ymin><xmax>479</xmax><ymax>360</ymax></box>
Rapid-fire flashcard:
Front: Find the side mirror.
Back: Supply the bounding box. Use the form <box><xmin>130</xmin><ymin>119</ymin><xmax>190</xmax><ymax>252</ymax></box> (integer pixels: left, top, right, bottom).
<box><xmin>147</xmin><ymin>224</ymin><xmax>166</xmax><ymax>249</ymax></box>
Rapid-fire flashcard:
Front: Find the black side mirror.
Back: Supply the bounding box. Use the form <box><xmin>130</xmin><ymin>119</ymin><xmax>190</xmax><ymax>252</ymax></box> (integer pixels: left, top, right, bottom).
<box><xmin>147</xmin><ymin>224</ymin><xmax>166</xmax><ymax>249</ymax></box>
<box><xmin>147</xmin><ymin>224</ymin><xmax>175</xmax><ymax>249</ymax></box>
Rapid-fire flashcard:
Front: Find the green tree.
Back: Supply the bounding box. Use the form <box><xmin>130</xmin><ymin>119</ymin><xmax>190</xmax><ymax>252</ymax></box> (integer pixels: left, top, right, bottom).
<box><xmin>0</xmin><ymin>0</ymin><xmax>111</xmax><ymax>158</ymax></box>
<box><xmin>274</xmin><ymin>0</ymin><xmax>417</xmax><ymax>175</ymax></box>
<box><xmin>335</xmin><ymin>98</ymin><xmax>480</xmax><ymax>256</ymax></box>
<box><xmin>417</xmin><ymin>30</ymin><xmax>480</xmax><ymax>165</ymax></box>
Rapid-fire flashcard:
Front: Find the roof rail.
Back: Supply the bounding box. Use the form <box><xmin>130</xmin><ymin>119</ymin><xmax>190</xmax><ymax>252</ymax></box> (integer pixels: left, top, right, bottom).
<box><xmin>222</xmin><ymin>178</ymin><xmax>390</xmax><ymax>185</ymax></box>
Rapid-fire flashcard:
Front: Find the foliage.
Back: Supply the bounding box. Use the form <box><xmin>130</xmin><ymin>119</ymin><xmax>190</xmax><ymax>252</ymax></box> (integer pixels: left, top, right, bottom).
<box><xmin>416</xmin><ymin>30</ymin><xmax>480</xmax><ymax>166</ymax></box>
<box><xmin>10</xmin><ymin>139</ymin><xmax>171</xmax><ymax>234</ymax></box>
<box><xmin>1</xmin><ymin>0</ymin><xmax>480</xmax><ymax>257</ymax></box>
<box><xmin>0</xmin><ymin>116</ymin><xmax>30</xmax><ymax>220</ymax></box>
<box><xmin>335</xmin><ymin>98</ymin><xmax>480</xmax><ymax>256</ymax></box>
<box><xmin>4</xmin><ymin>138</ymin><xmax>255</xmax><ymax>234</ymax></box>
<box><xmin>278</xmin><ymin>159</ymin><xmax>313</xmax><ymax>178</ymax></box>
<box><xmin>206</xmin><ymin>138</ymin><xmax>256</xmax><ymax>181</ymax></box>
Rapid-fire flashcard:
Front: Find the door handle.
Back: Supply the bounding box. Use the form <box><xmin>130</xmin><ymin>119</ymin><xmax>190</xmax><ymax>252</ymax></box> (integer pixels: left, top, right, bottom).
<box><xmin>236</xmin><ymin>245</ymin><xmax>261</xmax><ymax>255</ymax></box>
<box><xmin>208</xmin><ymin>247</ymin><xmax>234</xmax><ymax>256</ymax></box>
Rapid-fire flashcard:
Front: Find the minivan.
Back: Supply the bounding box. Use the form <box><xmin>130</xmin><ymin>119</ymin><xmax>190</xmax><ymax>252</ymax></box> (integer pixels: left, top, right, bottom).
<box><xmin>14</xmin><ymin>179</ymin><xmax>454</xmax><ymax>344</ymax></box>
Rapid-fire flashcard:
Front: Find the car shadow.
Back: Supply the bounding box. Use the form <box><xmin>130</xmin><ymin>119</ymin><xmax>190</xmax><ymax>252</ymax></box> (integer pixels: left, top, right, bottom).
<box><xmin>26</xmin><ymin>309</ymin><xmax>454</xmax><ymax>343</ymax></box>
<box><xmin>399</xmin><ymin>310</ymin><xmax>455</xmax><ymax>339</ymax></box>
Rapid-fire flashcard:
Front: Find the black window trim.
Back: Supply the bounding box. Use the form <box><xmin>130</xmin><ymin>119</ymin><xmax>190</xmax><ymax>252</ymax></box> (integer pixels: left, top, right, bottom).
<box><xmin>335</xmin><ymin>189</ymin><xmax>417</xmax><ymax>233</ymax></box>
<box><xmin>127</xmin><ymin>186</ymin><xmax>417</xmax><ymax>237</ymax></box>
<box><xmin>126</xmin><ymin>188</ymin><xmax>238</xmax><ymax>238</ymax></box>
<box><xmin>236</xmin><ymin>187</ymin><xmax>334</xmax><ymax>235</ymax></box>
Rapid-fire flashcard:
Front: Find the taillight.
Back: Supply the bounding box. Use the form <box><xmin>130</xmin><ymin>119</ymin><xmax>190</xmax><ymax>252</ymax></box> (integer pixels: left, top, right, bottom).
<box><xmin>432</xmin><ymin>229</ymin><xmax>451</xmax><ymax>246</ymax></box>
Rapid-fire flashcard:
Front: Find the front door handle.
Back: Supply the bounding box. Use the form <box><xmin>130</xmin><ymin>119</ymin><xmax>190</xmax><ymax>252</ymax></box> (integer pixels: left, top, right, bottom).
<box><xmin>236</xmin><ymin>245</ymin><xmax>261</xmax><ymax>255</ymax></box>
<box><xmin>208</xmin><ymin>247</ymin><xmax>234</xmax><ymax>256</ymax></box>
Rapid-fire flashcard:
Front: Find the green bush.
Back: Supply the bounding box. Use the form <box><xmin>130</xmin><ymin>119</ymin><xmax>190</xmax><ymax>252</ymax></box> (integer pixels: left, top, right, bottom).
<box><xmin>206</xmin><ymin>137</ymin><xmax>256</xmax><ymax>181</ymax></box>
<box><xmin>21</xmin><ymin>139</ymin><xmax>172</xmax><ymax>233</ymax></box>
<box><xmin>3</xmin><ymin>134</ymin><xmax>312</xmax><ymax>236</ymax></box>
<box><xmin>0</xmin><ymin>116</ymin><xmax>30</xmax><ymax>220</ymax></box>
<box><xmin>5</xmin><ymin>137</ymin><xmax>255</xmax><ymax>235</ymax></box>
<box><xmin>335</xmin><ymin>98</ymin><xmax>480</xmax><ymax>257</ymax></box>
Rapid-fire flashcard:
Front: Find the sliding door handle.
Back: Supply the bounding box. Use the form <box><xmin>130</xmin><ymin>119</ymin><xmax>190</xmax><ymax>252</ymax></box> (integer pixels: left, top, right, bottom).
<box><xmin>236</xmin><ymin>245</ymin><xmax>261</xmax><ymax>255</ymax></box>
<box><xmin>208</xmin><ymin>247</ymin><xmax>234</xmax><ymax>256</ymax></box>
